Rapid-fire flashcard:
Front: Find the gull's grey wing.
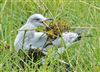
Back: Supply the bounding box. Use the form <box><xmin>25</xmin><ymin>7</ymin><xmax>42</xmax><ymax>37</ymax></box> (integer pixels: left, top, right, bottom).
<box><xmin>31</xmin><ymin>32</ymin><xmax>48</xmax><ymax>49</ymax></box>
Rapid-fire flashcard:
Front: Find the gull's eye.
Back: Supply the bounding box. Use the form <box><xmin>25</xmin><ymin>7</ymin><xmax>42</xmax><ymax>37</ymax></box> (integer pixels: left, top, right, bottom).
<box><xmin>35</xmin><ymin>18</ymin><xmax>40</xmax><ymax>21</ymax></box>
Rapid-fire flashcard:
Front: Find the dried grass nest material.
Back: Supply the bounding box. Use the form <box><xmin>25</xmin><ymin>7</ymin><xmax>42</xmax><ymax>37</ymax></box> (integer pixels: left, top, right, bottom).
<box><xmin>45</xmin><ymin>21</ymin><xmax>70</xmax><ymax>39</ymax></box>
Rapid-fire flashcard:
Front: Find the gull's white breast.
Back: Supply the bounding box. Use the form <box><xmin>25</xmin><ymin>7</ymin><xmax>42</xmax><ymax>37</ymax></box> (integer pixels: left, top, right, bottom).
<box><xmin>14</xmin><ymin>24</ymin><xmax>47</xmax><ymax>52</ymax></box>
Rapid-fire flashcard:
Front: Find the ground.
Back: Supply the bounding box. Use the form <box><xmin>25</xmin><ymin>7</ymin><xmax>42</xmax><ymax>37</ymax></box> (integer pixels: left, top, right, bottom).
<box><xmin>0</xmin><ymin>0</ymin><xmax>100</xmax><ymax>72</ymax></box>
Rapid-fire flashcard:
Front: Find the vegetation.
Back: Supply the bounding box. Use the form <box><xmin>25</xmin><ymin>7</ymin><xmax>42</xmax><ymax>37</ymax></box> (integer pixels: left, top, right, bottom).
<box><xmin>0</xmin><ymin>0</ymin><xmax>100</xmax><ymax>72</ymax></box>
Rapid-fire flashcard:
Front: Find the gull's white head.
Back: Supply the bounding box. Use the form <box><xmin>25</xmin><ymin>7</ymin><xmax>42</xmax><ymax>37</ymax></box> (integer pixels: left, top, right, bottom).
<box><xmin>26</xmin><ymin>14</ymin><xmax>53</xmax><ymax>27</ymax></box>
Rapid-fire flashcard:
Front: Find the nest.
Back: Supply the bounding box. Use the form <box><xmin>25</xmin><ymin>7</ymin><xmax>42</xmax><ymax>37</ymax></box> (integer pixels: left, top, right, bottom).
<box><xmin>27</xmin><ymin>48</ymin><xmax>46</xmax><ymax>61</ymax></box>
<box><xmin>45</xmin><ymin>21</ymin><xmax>70</xmax><ymax>40</ymax></box>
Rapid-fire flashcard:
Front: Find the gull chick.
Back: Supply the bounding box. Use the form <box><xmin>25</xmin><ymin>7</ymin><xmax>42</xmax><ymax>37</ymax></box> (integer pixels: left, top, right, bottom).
<box><xmin>14</xmin><ymin>14</ymin><xmax>52</xmax><ymax>52</ymax></box>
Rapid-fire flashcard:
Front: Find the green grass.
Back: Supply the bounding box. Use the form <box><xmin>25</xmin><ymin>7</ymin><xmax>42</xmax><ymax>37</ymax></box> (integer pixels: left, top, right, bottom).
<box><xmin>0</xmin><ymin>0</ymin><xmax>100</xmax><ymax>72</ymax></box>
